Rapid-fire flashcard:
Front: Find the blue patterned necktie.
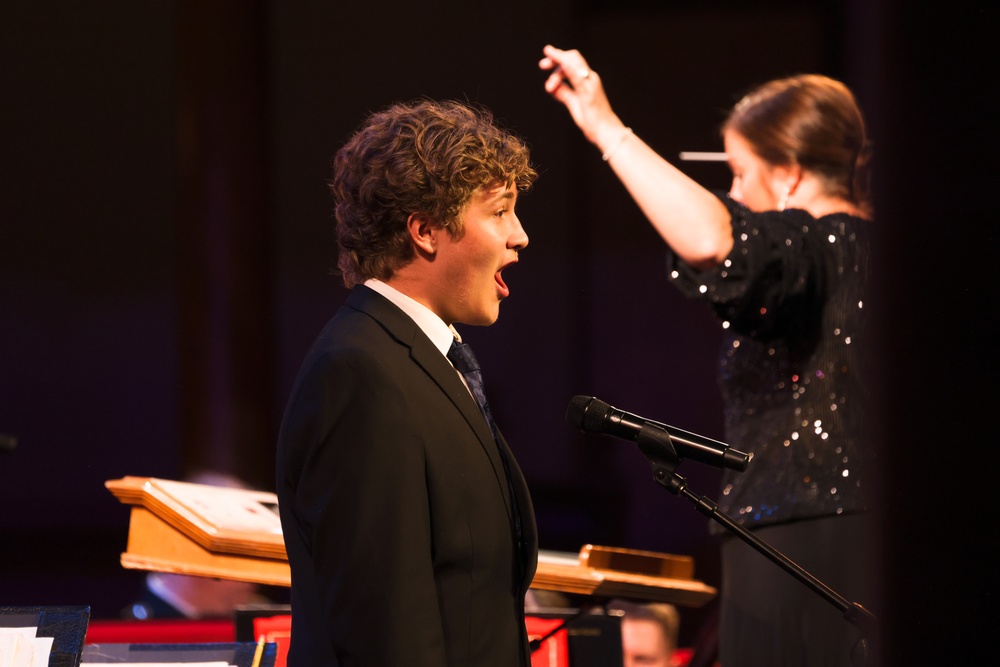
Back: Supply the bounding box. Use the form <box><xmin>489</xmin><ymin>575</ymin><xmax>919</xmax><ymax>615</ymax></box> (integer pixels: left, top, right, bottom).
<box><xmin>447</xmin><ymin>339</ymin><xmax>525</xmax><ymax>567</ymax></box>
<box><xmin>447</xmin><ymin>340</ymin><xmax>499</xmax><ymax>442</ymax></box>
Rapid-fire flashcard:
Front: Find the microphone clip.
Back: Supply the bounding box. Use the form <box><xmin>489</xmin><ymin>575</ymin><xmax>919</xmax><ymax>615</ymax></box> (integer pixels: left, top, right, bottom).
<box><xmin>636</xmin><ymin>422</ymin><xmax>686</xmax><ymax>493</ymax></box>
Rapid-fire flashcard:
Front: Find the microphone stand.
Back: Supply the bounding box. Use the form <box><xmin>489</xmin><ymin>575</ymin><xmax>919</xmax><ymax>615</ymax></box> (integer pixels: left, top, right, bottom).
<box><xmin>632</xmin><ymin>423</ymin><xmax>878</xmax><ymax>667</ymax></box>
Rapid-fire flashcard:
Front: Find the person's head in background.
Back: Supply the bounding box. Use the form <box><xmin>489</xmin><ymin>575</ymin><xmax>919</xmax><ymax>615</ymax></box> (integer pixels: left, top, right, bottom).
<box><xmin>609</xmin><ymin>599</ymin><xmax>680</xmax><ymax>667</ymax></box>
<box><xmin>723</xmin><ymin>73</ymin><xmax>872</xmax><ymax>218</ymax></box>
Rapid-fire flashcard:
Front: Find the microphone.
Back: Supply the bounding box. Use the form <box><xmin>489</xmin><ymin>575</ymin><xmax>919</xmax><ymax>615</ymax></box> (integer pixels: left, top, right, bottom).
<box><xmin>566</xmin><ymin>395</ymin><xmax>751</xmax><ymax>472</ymax></box>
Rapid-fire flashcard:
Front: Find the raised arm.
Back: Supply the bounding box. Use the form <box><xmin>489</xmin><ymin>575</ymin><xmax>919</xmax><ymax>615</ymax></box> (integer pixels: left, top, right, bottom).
<box><xmin>540</xmin><ymin>45</ymin><xmax>734</xmax><ymax>268</ymax></box>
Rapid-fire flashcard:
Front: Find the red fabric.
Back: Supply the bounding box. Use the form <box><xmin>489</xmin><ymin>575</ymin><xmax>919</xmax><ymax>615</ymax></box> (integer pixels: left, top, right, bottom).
<box><xmin>671</xmin><ymin>647</ymin><xmax>694</xmax><ymax>666</ymax></box>
<box><xmin>85</xmin><ymin>618</ymin><xmax>235</xmax><ymax>644</ymax></box>
<box><xmin>85</xmin><ymin>613</ymin><xmax>568</xmax><ymax>667</ymax></box>
<box><xmin>253</xmin><ymin>615</ymin><xmax>292</xmax><ymax>667</ymax></box>
<box><xmin>525</xmin><ymin>616</ymin><xmax>569</xmax><ymax>667</ymax></box>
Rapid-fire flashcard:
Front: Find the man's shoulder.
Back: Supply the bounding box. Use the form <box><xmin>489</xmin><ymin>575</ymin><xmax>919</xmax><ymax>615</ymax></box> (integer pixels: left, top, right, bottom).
<box><xmin>289</xmin><ymin>285</ymin><xmax>449</xmax><ymax>397</ymax></box>
<box><xmin>316</xmin><ymin>286</ymin><xmax>415</xmax><ymax>350</ymax></box>
<box><xmin>307</xmin><ymin>310</ymin><xmax>397</xmax><ymax>370</ymax></box>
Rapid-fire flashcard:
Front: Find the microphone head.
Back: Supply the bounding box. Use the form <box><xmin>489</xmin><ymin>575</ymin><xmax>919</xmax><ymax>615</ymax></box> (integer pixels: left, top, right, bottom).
<box><xmin>566</xmin><ymin>395</ymin><xmax>612</xmax><ymax>433</ymax></box>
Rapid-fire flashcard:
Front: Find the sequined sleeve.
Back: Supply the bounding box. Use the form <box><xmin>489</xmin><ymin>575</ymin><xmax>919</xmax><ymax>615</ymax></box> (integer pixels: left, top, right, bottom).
<box><xmin>666</xmin><ymin>196</ymin><xmax>827</xmax><ymax>340</ymax></box>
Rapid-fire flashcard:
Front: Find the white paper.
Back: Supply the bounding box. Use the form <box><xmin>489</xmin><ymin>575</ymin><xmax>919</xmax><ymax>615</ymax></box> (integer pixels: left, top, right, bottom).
<box><xmin>0</xmin><ymin>631</ymin><xmax>54</xmax><ymax>667</ymax></box>
<box><xmin>154</xmin><ymin>479</ymin><xmax>283</xmax><ymax>535</ymax></box>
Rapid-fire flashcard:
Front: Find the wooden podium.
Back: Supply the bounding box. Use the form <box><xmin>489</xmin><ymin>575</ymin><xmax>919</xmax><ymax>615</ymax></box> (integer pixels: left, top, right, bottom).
<box><xmin>106</xmin><ymin>476</ymin><xmax>716</xmax><ymax>606</ymax></box>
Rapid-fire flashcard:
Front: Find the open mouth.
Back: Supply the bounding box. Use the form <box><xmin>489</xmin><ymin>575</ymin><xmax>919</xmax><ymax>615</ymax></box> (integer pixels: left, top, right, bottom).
<box><xmin>495</xmin><ymin>269</ymin><xmax>510</xmax><ymax>298</ymax></box>
<box><xmin>495</xmin><ymin>254</ymin><xmax>519</xmax><ymax>299</ymax></box>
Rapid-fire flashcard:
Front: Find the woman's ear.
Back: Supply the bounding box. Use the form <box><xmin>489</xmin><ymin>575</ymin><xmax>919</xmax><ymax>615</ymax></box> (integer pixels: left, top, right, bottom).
<box><xmin>771</xmin><ymin>163</ymin><xmax>803</xmax><ymax>210</ymax></box>
<box><xmin>407</xmin><ymin>213</ymin><xmax>438</xmax><ymax>256</ymax></box>
<box><xmin>775</xmin><ymin>163</ymin><xmax>804</xmax><ymax>198</ymax></box>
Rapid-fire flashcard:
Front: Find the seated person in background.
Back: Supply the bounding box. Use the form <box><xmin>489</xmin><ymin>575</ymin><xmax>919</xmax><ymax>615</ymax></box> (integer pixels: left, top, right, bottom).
<box><xmin>123</xmin><ymin>571</ymin><xmax>263</xmax><ymax>620</ymax></box>
<box><xmin>608</xmin><ymin>599</ymin><xmax>680</xmax><ymax>667</ymax></box>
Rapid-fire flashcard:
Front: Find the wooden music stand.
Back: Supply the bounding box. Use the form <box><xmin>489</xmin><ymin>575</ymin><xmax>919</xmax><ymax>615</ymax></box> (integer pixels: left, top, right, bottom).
<box><xmin>106</xmin><ymin>476</ymin><xmax>289</xmax><ymax>586</ymax></box>
<box><xmin>106</xmin><ymin>476</ymin><xmax>716</xmax><ymax>606</ymax></box>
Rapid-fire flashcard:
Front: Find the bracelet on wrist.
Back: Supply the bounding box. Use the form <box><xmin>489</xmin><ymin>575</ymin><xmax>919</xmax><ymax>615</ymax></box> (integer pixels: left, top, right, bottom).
<box><xmin>601</xmin><ymin>127</ymin><xmax>634</xmax><ymax>162</ymax></box>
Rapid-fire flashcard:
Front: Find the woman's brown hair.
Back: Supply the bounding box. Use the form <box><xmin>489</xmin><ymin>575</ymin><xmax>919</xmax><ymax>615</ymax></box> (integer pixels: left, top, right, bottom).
<box><xmin>724</xmin><ymin>74</ymin><xmax>872</xmax><ymax>216</ymax></box>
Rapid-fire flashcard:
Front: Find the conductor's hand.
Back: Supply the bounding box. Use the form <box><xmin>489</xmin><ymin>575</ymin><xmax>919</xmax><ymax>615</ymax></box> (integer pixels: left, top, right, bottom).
<box><xmin>539</xmin><ymin>45</ymin><xmax>628</xmax><ymax>153</ymax></box>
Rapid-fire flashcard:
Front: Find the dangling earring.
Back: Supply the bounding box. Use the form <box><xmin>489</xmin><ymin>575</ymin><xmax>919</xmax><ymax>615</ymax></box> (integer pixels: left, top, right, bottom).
<box><xmin>777</xmin><ymin>186</ymin><xmax>790</xmax><ymax>211</ymax></box>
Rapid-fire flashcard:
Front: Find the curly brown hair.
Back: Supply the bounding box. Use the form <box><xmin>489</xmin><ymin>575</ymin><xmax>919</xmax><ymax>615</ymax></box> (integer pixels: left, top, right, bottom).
<box><xmin>330</xmin><ymin>99</ymin><xmax>537</xmax><ymax>288</ymax></box>
<box><xmin>724</xmin><ymin>74</ymin><xmax>872</xmax><ymax>216</ymax></box>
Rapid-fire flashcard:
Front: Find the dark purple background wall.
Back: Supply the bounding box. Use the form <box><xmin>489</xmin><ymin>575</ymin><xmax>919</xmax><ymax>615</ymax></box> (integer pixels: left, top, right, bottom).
<box><xmin>1</xmin><ymin>1</ymin><xmax>995</xmax><ymax>663</ymax></box>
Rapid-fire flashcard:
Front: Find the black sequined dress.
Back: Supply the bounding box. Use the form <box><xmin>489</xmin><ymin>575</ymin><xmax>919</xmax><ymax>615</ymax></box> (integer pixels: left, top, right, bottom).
<box><xmin>666</xmin><ymin>196</ymin><xmax>872</xmax><ymax>531</ymax></box>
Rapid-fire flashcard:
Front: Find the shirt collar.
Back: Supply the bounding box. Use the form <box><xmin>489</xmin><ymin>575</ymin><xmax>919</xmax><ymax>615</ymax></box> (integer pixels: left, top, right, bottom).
<box><xmin>364</xmin><ymin>279</ymin><xmax>459</xmax><ymax>356</ymax></box>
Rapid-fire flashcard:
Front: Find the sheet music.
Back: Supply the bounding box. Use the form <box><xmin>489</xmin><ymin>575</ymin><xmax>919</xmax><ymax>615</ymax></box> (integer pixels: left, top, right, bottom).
<box><xmin>0</xmin><ymin>628</ymin><xmax>53</xmax><ymax>667</ymax></box>
<box><xmin>153</xmin><ymin>479</ymin><xmax>283</xmax><ymax>534</ymax></box>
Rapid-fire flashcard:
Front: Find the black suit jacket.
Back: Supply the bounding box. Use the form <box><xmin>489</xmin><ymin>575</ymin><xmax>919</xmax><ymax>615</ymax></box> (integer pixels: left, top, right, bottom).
<box><xmin>276</xmin><ymin>285</ymin><xmax>538</xmax><ymax>666</ymax></box>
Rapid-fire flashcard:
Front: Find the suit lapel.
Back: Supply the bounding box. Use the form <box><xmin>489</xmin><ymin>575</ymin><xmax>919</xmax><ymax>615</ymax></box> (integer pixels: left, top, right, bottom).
<box><xmin>345</xmin><ymin>286</ymin><xmax>515</xmax><ymax>516</ymax></box>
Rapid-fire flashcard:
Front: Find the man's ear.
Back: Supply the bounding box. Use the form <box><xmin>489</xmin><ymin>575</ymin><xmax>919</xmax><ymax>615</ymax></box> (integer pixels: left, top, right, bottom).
<box><xmin>407</xmin><ymin>213</ymin><xmax>439</xmax><ymax>256</ymax></box>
